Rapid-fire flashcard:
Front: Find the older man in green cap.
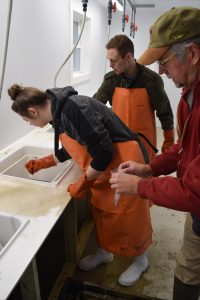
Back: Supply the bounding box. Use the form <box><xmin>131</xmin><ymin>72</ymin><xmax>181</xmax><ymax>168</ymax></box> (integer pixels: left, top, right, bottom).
<box><xmin>110</xmin><ymin>6</ymin><xmax>200</xmax><ymax>300</ymax></box>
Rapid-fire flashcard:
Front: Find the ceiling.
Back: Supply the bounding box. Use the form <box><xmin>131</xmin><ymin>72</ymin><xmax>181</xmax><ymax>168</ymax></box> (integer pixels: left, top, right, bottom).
<box><xmin>96</xmin><ymin>0</ymin><xmax>200</xmax><ymax>12</ymax></box>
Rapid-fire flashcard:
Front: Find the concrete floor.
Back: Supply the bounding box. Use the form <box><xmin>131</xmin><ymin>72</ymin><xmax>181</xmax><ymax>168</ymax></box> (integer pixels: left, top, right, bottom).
<box><xmin>73</xmin><ymin>128</ymin><xmax>188</xmax><ymax>300</ymax></box>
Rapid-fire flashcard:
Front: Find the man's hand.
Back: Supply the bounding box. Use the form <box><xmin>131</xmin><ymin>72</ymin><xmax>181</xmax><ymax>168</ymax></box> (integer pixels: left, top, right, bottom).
<box><xmin>118</xmin><ymin>161</ymin><xmax>153</xmax><ymax>177</ymax></box>
<box><xmin>109</xmin><ymin>171</ymin><xmax>141</xmax><ymax>195</ymax></box>
<box><xmin>161</xmin><ymin>129</ymin><xmax>174</xmax><ymax>153</ymax></box>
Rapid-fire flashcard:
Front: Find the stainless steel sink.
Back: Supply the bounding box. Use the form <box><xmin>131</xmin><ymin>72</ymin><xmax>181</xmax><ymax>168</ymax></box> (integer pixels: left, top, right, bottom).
<box><xmin>0</xmin><ymin>145</ymin><xmax>73</xmax><ymax>186</ymax></box>
<box><xmin>0</xmin><ymin>213</ymin><xmax>29</xmax><ymax>257</ymax></box>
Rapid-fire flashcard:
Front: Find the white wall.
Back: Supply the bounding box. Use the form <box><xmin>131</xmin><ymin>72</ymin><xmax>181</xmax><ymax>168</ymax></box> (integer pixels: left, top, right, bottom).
<box><xmin>0</xmin><ymin>0</ymin><xmax>107</xmax><ymax>149</ymax></box>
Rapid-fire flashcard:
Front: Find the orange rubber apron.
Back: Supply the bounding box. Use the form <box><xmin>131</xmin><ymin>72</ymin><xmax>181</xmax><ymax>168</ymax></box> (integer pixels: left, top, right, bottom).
<box><xmin>60</xmin><ymin>133</ymin><xmax>152</xmax><ymax>257</ymax></box>
<box><xmin>112</xmin><ymin>87</ymin><xmax>156</xmax><ymax>160</ymax></box>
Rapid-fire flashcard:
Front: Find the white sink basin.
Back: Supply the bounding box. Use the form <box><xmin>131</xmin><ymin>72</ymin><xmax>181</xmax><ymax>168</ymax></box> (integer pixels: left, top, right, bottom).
<box><xmin>0</xmin><ymin>213</ymin><xmax>29</xmax><ymax>257</ymax></box>
<box><xmin>0</xmin><ymin>145</ymin><xmax>73</xmax><ymax>186</ymax></box>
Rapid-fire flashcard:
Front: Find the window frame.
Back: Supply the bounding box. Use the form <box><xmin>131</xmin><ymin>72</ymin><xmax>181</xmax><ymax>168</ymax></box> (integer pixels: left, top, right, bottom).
<box><xmin>70</xmin><ymin>7</ymin><xmax>92</xmax><ymax>85</ymax></box>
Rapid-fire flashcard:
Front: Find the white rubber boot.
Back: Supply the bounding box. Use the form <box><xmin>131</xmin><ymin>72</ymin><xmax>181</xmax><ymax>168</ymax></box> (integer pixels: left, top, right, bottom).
<box><xmin>78</xmin><ymin>247</ymin><xmax>113</xmax><ymax>271</ymax></box>
<box><xmin>118</xmin><ymin>252</ymin><xmax>148</xmax><ymax>286</ymax></box>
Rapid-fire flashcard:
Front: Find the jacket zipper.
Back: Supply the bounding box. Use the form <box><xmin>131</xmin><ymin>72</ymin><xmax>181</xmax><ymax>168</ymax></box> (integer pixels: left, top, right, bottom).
<box><xmin>177</xmin><ymin>113</ymin><xmax>191</xmax><ymax>175</ymax></box>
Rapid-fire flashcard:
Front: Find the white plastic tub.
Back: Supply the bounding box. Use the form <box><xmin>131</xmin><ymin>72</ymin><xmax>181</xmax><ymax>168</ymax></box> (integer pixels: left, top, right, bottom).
<box><xmin>0</xmin><ymin>146</ymin><xmax>73</xmax><ymax>186</ymax></box>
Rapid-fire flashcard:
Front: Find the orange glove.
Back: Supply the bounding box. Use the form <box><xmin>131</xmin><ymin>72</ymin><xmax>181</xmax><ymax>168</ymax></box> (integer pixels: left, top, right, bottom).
<box><xmin>25</xmin><ymin>154</ymin><xmax>56</xmax><ymax>175</ymax></box>
<box><xmin>67</xmin><ymin>172</ymin><xmax>96</xmax><ymax>199</ymax></box>
<box><xmin>161</xmin><ymin>129</ymin><xmax>175</xmax><ymax>153</ymax></box>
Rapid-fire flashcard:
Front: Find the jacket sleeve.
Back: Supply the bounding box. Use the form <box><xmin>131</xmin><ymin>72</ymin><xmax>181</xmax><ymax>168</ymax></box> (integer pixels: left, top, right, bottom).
<box><xmin>138</xmin><ymin>151</ymin><xmax>200</xmax><ymax>215</ymax></box>
<box><xmin>93</xmin><ymin>72</ymin><xmax>116</xmax><ymax>105</ymax></box>
<box><xmin>146</xmin><ymin>74</ymin><xmax>174</xmax><ymax>130</ymax></box>
<box><xmin>150</xmin><ymin>142</ymin><xmax>180</xmax><ymax>176</ymax></box>
<box><xmin>55</xmin><ymin>147</ymin><xmax>71</xmax><ymax>162</ymax></box>
<box><xmin>62</xmin><ymin>99</ymin><xmax>114</xmax><ymax>171</ymax></box>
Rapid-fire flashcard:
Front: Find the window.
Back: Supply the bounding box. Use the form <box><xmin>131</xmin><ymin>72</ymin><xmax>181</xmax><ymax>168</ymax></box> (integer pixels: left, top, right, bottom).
<box><xmin>73</xmin><ymin>20</ymin><xmax>81</xmax><ymax>72</ymax></box>
<box><xmin>70</xmin><ymin>10</ymin><xmax>91</xmax><ymax>85</ymax></box>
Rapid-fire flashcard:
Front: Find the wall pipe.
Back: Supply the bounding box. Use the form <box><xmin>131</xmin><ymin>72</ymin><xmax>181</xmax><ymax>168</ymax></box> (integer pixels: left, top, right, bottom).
<box><xmin>122</xmin><ymin>0</ymin><xmax>126</xmax><ymax>32</ymax></box>
<box><xmin>118</xmin><ymin>0</ymin><xmax>155</xmax><ymax>10</ymax></box>
<box><xmin>0</xmin><ymin>0</ymin><xmax>13</xmax><ymax>101</ymax></box>
<box><xmin>118</xmin><ymin>0</ymin><xmax>155</xmax><ymax>34</ymax></box>
<box><xmin>130</xmin><ymin>6</ymin><xmax>136</xmax><ymax>37</ymax></box>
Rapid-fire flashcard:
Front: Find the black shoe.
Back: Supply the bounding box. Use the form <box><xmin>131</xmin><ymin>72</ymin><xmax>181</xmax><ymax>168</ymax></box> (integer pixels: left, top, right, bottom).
<box><xmin>173</xmin><ymin>276</ymin><xmax>200</xmax><ymax>300</ymax></box>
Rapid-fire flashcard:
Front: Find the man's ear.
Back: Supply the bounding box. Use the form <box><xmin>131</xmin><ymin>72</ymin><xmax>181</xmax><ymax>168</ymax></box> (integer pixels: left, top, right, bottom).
<box><xmin>126</xmin><ymin>52</ymin><xmax>133</xmax><ymax>60</ymax></box>
<box><xmin>27</xmin><ymin>107</ymin><xmax>38</xmax><ymax>118</ymax></box>
<box><xmin>188</xmin><ymin>44</ymin><xmax>200</xmax><ymax>65</ymax></box>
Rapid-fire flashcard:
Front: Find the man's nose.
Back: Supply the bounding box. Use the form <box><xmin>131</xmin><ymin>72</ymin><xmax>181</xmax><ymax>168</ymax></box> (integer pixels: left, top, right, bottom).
<box><xmin>158</xmin><ymin>64</ymin><xmax>166</xmax><ymax>75</ymax></box>
<box><xmin>158</xmin><ymin>65</ymin><xmax>171</xmax><ymax>79</ymax></box>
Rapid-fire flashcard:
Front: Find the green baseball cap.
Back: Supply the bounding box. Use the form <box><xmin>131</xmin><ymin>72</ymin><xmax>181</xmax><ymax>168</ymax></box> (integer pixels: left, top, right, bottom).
<box><xmin>138</xmin><ymin>6</ymin><xmax>200</xmax><ymax>65</ymax></box>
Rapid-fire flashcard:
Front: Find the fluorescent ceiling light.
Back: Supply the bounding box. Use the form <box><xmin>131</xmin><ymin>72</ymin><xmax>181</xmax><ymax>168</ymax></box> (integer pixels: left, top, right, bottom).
<box><xmin>116</xmin><ymin>0</ymin><xmax>123</xmax><ymax>11</ymax></box>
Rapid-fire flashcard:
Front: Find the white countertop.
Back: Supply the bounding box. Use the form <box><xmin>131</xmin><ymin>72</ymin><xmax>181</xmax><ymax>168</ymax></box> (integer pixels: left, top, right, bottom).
<box><xmin>0</xmin><ymin>126</ymin><xmax>81</xmax><ymax>300</ymax></box>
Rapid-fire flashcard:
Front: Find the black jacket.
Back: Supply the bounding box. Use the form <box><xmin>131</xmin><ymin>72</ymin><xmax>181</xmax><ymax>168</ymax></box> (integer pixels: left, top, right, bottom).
<box><xmin>46</xmin><ymin>86</ymin><xmax>148</xmax><ymax>171</ymax></box>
